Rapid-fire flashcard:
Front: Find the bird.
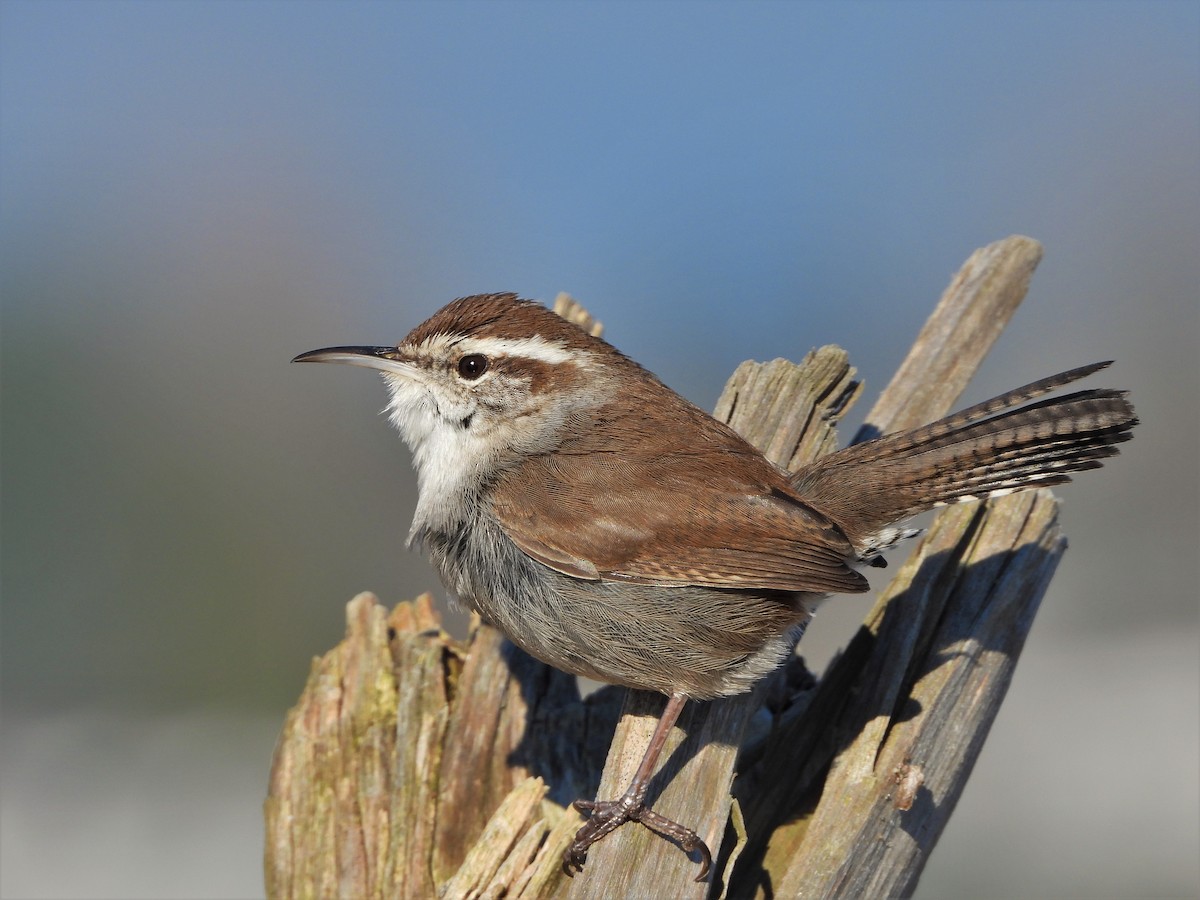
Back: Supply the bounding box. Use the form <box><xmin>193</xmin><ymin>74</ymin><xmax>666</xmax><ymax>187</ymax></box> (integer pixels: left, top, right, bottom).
<box><xmin>294</xmin><ymin>292</ymin><xmax>1136</xmax><ymax>879</ymax></box>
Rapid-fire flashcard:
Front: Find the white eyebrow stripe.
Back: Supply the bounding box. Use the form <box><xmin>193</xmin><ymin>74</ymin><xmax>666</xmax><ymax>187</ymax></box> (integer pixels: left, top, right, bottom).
<box><xmin>451</xmin><ymin>335</ymin><xmax>576</xmax><ymax>365</ymax></box>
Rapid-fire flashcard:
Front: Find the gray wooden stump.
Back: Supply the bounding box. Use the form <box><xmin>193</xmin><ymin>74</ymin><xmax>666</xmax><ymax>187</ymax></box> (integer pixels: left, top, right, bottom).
<box><xmin>265</xmin><ymin>235</ymin><xmax>1061</xmax><ymax>899</ymax></box>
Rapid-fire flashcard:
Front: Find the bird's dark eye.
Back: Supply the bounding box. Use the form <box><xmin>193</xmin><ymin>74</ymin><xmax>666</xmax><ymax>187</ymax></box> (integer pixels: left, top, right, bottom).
<box><xmin>457</xmin><ymin>353</ymin><xmax>489</xmax><ymax>380</ymax></box>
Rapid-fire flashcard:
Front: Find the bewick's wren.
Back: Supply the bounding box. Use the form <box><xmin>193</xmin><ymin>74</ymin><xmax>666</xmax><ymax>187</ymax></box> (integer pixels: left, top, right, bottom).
<box><xmin>294</xmin><ymin>292</ymin><xmax>1136</xmax><ymax>880</ymax></box>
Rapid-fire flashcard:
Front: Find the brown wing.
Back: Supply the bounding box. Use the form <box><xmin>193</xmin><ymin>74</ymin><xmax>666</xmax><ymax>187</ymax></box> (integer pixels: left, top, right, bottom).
<box><xmin>489</xmin><ymin>389</ymin><xmax>868</xmax><ymax>595</ymax></box>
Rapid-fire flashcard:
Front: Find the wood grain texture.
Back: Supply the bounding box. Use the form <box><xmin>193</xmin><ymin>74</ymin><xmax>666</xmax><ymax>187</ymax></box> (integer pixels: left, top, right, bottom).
<box><xmin>265</xmin><ymin>235</ymin><xmax>1072</xmax><ymax>899</ymax></box>
<box><xmin>856</xmin><ymin>235</ymin><xmax>1043</xmax><ymax>441</ymax></box>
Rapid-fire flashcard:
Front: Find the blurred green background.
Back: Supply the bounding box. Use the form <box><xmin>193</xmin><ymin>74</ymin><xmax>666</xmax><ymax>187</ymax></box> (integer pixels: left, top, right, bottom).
<box><xmin>2</xmin><ymin>2</ymin><xmax>1197</xmax><ymax>897</ymax></box>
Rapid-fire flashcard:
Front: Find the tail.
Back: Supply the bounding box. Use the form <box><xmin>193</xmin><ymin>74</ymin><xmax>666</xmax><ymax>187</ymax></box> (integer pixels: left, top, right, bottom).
<box><xmin>789</xmin><ymin>362</ymin><xmax>1137</xmax><ymax>553</ymax></box>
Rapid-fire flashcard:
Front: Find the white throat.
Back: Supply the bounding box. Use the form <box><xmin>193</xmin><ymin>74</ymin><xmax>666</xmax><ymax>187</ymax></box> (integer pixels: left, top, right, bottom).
<box><xmin>381</xmin><ymin>374</ymin><xmax>493</xmax><ymax>536</ymax></box>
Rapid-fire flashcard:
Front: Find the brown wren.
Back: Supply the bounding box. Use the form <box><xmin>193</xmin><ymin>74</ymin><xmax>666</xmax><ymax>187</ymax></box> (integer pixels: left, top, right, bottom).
<box><xmin>294</xmin><ymin>292</ymin><xmax>1136</xmax><ymax>880</ymax></box>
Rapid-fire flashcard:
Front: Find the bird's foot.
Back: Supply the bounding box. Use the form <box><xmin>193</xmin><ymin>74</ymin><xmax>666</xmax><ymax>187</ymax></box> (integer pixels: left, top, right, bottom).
<box><xmin>562</xmin><ymin>794</ymin><xmax>712</xmax><ymax>881</ymax></box>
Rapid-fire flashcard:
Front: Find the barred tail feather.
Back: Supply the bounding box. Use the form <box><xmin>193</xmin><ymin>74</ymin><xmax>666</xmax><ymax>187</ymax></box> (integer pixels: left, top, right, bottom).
<box><xmin>790</xmin><ymin>365</ymin><xmax>1137</xmax><ymax>551</ymax></box>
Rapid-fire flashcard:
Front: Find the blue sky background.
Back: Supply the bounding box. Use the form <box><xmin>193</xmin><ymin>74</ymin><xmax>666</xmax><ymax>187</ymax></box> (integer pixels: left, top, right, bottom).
<box><xmin>2</xmin><ymin>2</ymin><xmax>1197</xmax><ymax>897</ymax></box>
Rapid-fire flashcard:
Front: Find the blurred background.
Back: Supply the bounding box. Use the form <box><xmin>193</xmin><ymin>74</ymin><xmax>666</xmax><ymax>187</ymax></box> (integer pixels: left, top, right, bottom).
<box><xmin>2</xmin><ymin>2</ymin><xmax>1197</xmax><ymax>897</ymax></box>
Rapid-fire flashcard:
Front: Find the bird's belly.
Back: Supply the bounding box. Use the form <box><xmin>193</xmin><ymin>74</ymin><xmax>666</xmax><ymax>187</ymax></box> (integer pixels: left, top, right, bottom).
<box><xmin>420</xmin><ymin>520</ymin><xmax>811</xmax><ymax>699</ymax></box>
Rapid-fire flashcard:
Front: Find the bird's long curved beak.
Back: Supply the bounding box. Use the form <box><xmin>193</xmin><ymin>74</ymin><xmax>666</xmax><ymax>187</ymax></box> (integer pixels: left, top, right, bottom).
<box><xmin>291</xmin><ymin>345</ymin><xmax>420</xmax><ymax>379</ymax></box>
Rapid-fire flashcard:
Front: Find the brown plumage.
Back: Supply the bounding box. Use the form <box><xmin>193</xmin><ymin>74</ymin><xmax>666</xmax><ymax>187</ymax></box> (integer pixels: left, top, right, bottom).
<box><xmin>294</xmin><ymin>292</ymin><xmax>1138</xmax><ymax>879</ymax></box>
<box><xmin>790</xmin><ymin>361</ymin><xmax>1135</xmax><ymax>550</ymax></box>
